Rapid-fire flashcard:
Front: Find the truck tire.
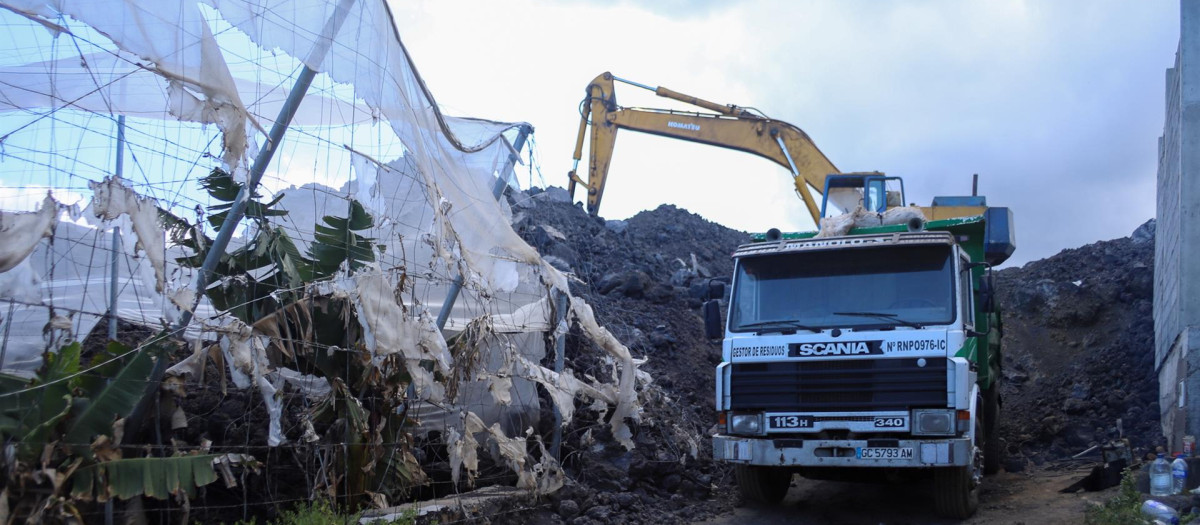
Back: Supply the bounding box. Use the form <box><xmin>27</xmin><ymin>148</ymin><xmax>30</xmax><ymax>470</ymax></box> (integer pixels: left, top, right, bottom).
<box><xmin>934</xmin><ymin>418</ymin><xmax>982</xmax><ymax>519</ymax></box>
<box><xmin>983</xmin><ymin>386</ymin><xmax>1002</xmax><ymax>475</ymax></box>
<box><xmin>735</xmin><ymin>464</ymin><xmax>792</xmax><ymax>504</ymax></box>
<box><xmin>933</xmin><ymin>466</ymin><xmax>979</xmax><ymax>519</ymax></box>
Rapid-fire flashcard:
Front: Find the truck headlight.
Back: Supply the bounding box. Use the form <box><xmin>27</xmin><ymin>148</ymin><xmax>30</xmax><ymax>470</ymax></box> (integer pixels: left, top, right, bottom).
<box><xmin>911</xmin><ymin>409</ymin><xmax>955</xmax><ymax>436</ymax></box>
<box><xmin>730</xmin><ymin>414</ymin><xmax>763</xmax><ymax>435</ymax></box>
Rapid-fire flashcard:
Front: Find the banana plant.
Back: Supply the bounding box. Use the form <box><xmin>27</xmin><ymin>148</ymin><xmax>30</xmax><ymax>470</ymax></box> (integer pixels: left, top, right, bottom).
<box><xmin>160</xmin><ymin>168</ymin><xmax>424</xmax><ymax>510</ymax></box>
<box><xmin>163</xmin><ymin>168</ymin><xmax>376</xmax><ymax>324</ymax></box>
<box><xmin>0</xmin><ymin>340</ymin><xmax>230</xmax><ymax>523</ymax></box>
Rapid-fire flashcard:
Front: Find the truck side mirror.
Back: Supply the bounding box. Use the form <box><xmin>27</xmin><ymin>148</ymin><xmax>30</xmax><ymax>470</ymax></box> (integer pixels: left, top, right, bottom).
<box><xmin>979</xmin><ymin>271</ymin><xmax>996</xmax><ymax>313</ymax></box>
<box><xmin>707</xmin><ymin>280</ymin><xmax>726</xmax><ymax>301</ymax></box>
<box><xmin>703</xmin><ymin>299</ymin><xmax>722</xmax><ymax>340</ymax></box>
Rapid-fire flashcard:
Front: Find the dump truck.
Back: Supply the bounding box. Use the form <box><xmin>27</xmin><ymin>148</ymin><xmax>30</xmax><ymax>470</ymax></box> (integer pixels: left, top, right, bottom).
<box><xmin>706</xmin><ymin>177</ymin><xmax>1015</xmax><ymax>519</ymax></box>
<box><xmin>560</xmin><ymin>72</ymin><xmax>1016</xmax><ymax>517</ymax></box>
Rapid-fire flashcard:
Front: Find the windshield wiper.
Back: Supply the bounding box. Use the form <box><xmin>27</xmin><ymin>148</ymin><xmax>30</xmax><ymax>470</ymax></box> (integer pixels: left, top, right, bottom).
<box><xmin>739</xmin><ymin>320</ymin><xmax>822</xmax><ymax>334</ymax></box>
<box><xmin>833</xmin><ymin>312</ymin><xmax>924</xmax><ymax>329</ymax></box>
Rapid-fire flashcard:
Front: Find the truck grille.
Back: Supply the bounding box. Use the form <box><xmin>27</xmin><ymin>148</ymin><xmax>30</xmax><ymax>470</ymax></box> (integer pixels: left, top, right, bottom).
<box><xmin>729</xmin><ymin>358</ymin><xmax>948</xmax><ymax>412</ymax></box>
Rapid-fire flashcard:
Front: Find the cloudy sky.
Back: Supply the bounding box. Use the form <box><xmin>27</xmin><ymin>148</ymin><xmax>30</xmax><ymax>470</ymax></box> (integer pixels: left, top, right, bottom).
<box><xmin>387</xmin><ymin>0</ymin><xmax>1179</xmax><ymax>267</ymax></box>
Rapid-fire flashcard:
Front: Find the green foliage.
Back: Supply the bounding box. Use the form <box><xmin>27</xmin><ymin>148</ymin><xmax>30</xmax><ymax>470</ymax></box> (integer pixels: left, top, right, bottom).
<box><xmin>71</xmin><ymin>454</ymin><xmax>221</xmax><ymax>500</ymax></box>
<box><xmin>0</xmin><ymin>339</ymin><xmax>230</xmax><ymax>522</ymax></box>
<box><xmin>250</xmin><ymin>500</ymin><xmax>415</xmax><ymax>525</ymax></box>
<box><xmin>167</xmin><ymin>167</ymin><xmax>377</xmax><ymax>325</ymax></box>
<box><xmin>62</xmin><ymin>344</ymin><xmax>154</xmax><ymax>456</ymax></box>
<box><xmin>274</xmin><ymin>499</ymin><xmax>357</xmax><ymax>525</ymax></box>
<box><xmin>310</xmin><ymin>200</ymin><xmax>375</xmax><ymax>276</ymax></box>
<box><xmin>1084</xmin><ymin>467</ymin><xmax>1146</xmax><ymax>525</ymax></box>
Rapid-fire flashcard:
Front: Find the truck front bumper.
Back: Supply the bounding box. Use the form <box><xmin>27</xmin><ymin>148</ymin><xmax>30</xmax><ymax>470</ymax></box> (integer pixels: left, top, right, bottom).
<box><xmin>713</xmin><ymin>434</ymin><xmax>972</xmax><ymax>468</ymax></box>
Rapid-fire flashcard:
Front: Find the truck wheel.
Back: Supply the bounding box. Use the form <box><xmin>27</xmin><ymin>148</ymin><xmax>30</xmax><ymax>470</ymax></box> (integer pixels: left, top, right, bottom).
<box><xmin>983</xmin><ymin>386</ymin><xmax>1002</xmax><ymax>475</ymax></box>
<box><xmin>934</xmin><ymin>419</ymin><xmax>982</xmax><ymax>519</ymax></box>
<box><xmin>735</xmin><ymin>464</ymin><xmax>792</xmax><ymax>504</ymax></box>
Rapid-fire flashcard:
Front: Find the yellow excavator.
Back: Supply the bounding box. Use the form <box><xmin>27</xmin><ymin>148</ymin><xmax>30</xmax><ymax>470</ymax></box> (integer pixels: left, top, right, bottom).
<box><xmin>566</xmin><ymin>72</ymin><xmax>984</xmax><ymax>223</ymax></box>
<box><xmin>567</xmin><ymin>71</ymin><xmax>856</xmax><ymax>221</ymax></box>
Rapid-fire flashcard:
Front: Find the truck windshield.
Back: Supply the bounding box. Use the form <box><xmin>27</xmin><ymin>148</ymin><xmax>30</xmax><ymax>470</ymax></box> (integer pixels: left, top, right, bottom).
<box><xmin>729</xmin><ymin>244</ymin><xmax>955</xmax><ymax>331</ymax></box>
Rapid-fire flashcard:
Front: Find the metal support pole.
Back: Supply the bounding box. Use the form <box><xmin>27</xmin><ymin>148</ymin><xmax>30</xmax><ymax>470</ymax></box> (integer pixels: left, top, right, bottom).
<box><xmin>175</xmin><ymin>0</ymin><xmax>355</xmax><ymax>332</ymax></box>
<box><xmin>108</xmin><ymin>115</ymin><xmax>125</xmax><ymax>342</ymax></box>
<box><xmin>550</xmin><ymin>289</ymin><xmax>568</xmax><ymax>460</ymax></box>
<box><xmin>109</xmin><ymin>230</ymin><xmax>121</xmax><ymax>339</ymax></box>
<box><xmin>103</xmin><ymin>114</ymin><xmax>127</xmax><ymax>525</ymax></box>
<box><xmin>434</xmin><ymin>124</ymin><xmax>532</xmax><ymax>331</ymax></box>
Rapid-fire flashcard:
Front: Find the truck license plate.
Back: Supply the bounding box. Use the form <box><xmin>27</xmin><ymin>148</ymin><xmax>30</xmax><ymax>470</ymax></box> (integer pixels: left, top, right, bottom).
<box><xmin>857</xmin><ymin>447</ymin><xmax>914</xmax><ymax>460</ymax></box>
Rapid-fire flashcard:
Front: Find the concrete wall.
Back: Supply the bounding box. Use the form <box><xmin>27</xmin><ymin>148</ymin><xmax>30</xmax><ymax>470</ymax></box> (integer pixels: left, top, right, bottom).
<box><xmin>1158</xmin><ymin>1</ymin><xmax>1200</xmax><ymax>448</ymax></box>
<box><xmin>1158</xmin><ymin>51</ymin><xmax>1182</xmax><ymax>370</ymax></box>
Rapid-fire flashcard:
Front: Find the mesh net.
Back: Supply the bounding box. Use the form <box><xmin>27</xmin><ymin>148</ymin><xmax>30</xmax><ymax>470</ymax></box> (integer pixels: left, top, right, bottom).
<box><xmin>0</xmin><ymin>0</ymin><xmax>644</xmax><ymax>496</ymax></box>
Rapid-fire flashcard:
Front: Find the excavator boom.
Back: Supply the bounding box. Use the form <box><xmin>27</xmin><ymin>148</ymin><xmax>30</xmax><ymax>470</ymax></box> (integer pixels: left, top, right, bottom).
<box><xmin>567</xmin><ymin>72</ymin><xmax>842</xmax><ymax>221</ymax></box>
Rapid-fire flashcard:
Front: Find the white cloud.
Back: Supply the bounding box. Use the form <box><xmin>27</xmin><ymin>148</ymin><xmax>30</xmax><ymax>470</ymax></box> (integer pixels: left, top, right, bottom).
<box><xmin>392</xmin><ymin>1</ymin><xmax>1177</xmax><ymax>266</ymax></box>
<box><xmin>0</xmin><ymin>185</ymin><xmax>86</xmax><ymax>211</ymax></box>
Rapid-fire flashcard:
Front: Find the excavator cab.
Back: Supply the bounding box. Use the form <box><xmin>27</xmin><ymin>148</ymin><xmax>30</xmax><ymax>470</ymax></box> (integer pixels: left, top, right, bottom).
<box><xmin>819</xmin><ymin>173</ymin><xmax>906</xmax><ymax>217</ymax></box>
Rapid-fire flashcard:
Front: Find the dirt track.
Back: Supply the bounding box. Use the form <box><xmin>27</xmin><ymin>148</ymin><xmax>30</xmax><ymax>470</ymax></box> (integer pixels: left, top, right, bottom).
<box><xmin>701</xmin><ymin>465</ymin><xmax>1113</xmax><ymax>525</ymax></box>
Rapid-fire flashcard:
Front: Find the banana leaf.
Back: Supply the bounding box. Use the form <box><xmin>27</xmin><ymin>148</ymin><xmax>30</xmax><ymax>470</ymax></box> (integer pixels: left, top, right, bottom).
<box><xmin>64</xmin><ymin>347</ymin><xmax>155</xmax><ymax>456</ymax></box>
<box><xmin>309</xmin><ymin>204</ymin><xmax>375</xmax><ymax>277</ymax></box>
<box><xmin>0</xmin><ymin>372</ymin><xmax>30</xmax><ymax>395</ymax></box>
<box><xmin>71</xmin><ymin>454</ymin><xmax>222</xmax><ymax>501</ymax></box>
<box><xmin>5</xmin><ymin>343</ymin><xmax>81</xmax><ymax>455</ymax></box>
<box><xmin>16</xmin><ymin>394</ymin><xmax>71</xmax><ymax>459</ymax></box>
<box><xmin>77</xmin><ymin>341</ymin><xmax>135</xmax><ymax>397</ymax></box>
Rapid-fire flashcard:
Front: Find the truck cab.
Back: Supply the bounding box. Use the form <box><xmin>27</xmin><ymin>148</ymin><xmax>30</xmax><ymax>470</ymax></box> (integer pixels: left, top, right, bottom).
<box><xmin>709</xmin><ymin>211</ymin><xmax>1013</xmax><ymax>519</ymax></box>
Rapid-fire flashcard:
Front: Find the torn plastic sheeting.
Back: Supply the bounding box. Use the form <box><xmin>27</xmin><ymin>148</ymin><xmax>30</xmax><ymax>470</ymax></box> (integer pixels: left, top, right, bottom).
<box><xmin>0</xmin><ymin>195</ymin><xmax>57</xmax><ymax>273</ymax></box>
<box><xmin>487</xmin><ymin>374</ymin><xmax>513</xmax><ymax>406</ymax></box>
<box><xmin>351</xmin><ymin>265</ymin><xmax>451</xmax><ymax>403</ymax></box>
<box><xmin>0</xmin><ymin>259</ymin><xmax>42</xmax><ymax>303</ymax></box>
<box><xmin>410</xmin><ymin>329</ymin><xmax>541</xmax><ymax>447</ymax></box>
<box><xmin>859</xmin><ymin>205</ymin><xmax>926</xmax><ymax>229</ymax></box>
<box><xmin>567</xmin><ymin>296</ymin><xmax>642</xmax><ymax>450</ymax></box>
<box><xmin>210</xmin><ymin>0</ymin><xmax>540</xmax><ymax>293</ymax></box>
<box><xmin>0</xmin><ymin>216</ymin><xmax>219</xmax><ymax>374</ymax></box>
<box><xmin>815</xmin><ymin>205</ymin><xmax>927</xmax><ymax>238</ymax></box>
<box><xmin>446</xmin><ymin>411</ymin><xmax>484</xmax><ymax>486</ymax></box>
<box><xmin>89</xmin><ymin>177</ymin><xmax>166</xmax><ymax>293</ymax></box>
<box><xmin>0</xmin><ymin>218</ymin><xmax>176</xmax><ymax>374</ymax></box>
<box><xmin>165</xmin><ymin>339</ymin><xmax>209</xmax><ymax>379</ymax></box>
<box><xmin>484</xmin><ymin>422</ymin><xmax>562</xmax><ymax>494</ymax></box>
<box><xmin>490</xmin><ymin>296</ymin><xmax>552</xmax><ymax>333</ymax></box>
<box><xmin>464</xmin><ymin>324</ymin><xmax>519</xmax><ymax>407</ymax></box>
<box><xmin>170</xmin><ymin>287</ymin><xmax>197</xmax><ymax>313</ymax></box>
<box><xmin>277</xmin><ymin>367</ymin><xmax>331</xmax><ymax>400</ymax></box>
<box><xmin>218</xmin><ymin>321</ymin><xmax>260</xmax><ymax>390</ymax></box>
<box><xmin>445</xmin><ymin>403</ymin><xmax>563</xmax><ymax>492</ymax></box>
<box><xmin>513</xmin><ymin>355</ymin><xmax>611</xmax><ymax>427</ymax></box>
<box><xmin>213</xmin><ymin>318</ymin><xmax>286</xmax><ymax>445</ymax></box>
<box><xmin>1</xmin><ymin>1</ymin><xmax>258</xmax><ymax>168</ymax></box>
<box><xmin>256</xmin><ymin>373</ymin><xmax>285</xmax><ymax>447</ymax></box>
<box><xmin>4</xmin><ymin>0</ymin><xmax>651</xmax><ymax>461</ymax></box>
<box><xmin>529</xmin><ymin>434</ymin><xmax>564</xmax><ymax>495</ymax></box>
<box><xmin>0</xmin><ymin>52</ymin><xmax>372</xmax><ymax>127</ymax></box>
<box><xmin>488</xmin><ymin>423</ymin><xmax>532</xmax><ymax>489</ymax></box>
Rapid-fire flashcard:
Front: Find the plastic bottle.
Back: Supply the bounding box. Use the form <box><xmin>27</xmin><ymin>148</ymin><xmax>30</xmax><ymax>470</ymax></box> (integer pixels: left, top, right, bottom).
<box><xmin>1141</xmin><ymin>500</ymin><xmax>1179</xmax><ymax>525</ymax></box>
<box><xmin>1151</xmin><ymin>453</ymin><xmax>1173</xmax><ymax>496</ymax></box>
<box><xmin>1173</xmin><ymin>453</ymin><xmax>1189</xmax><ymax>494</ymax></box>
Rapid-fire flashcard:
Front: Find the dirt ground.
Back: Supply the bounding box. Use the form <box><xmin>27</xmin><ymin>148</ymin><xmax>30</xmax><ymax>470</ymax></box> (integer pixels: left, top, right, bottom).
<box><xmin>497</xmin><ymin>189</ymin><xmax>1159</xmax><ymax>524</ymax></box>
<box><xmin>700</xmin><ymin>464</ymin><xmax>1114</xmax><ymax>525</ymax></box>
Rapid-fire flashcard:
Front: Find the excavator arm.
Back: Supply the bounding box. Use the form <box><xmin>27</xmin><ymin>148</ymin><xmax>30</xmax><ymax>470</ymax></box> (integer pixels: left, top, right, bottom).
<box><xmin>567</xmin><ymin>72</ymin><xmax>842</xmax><ymax>221</ymax></box>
